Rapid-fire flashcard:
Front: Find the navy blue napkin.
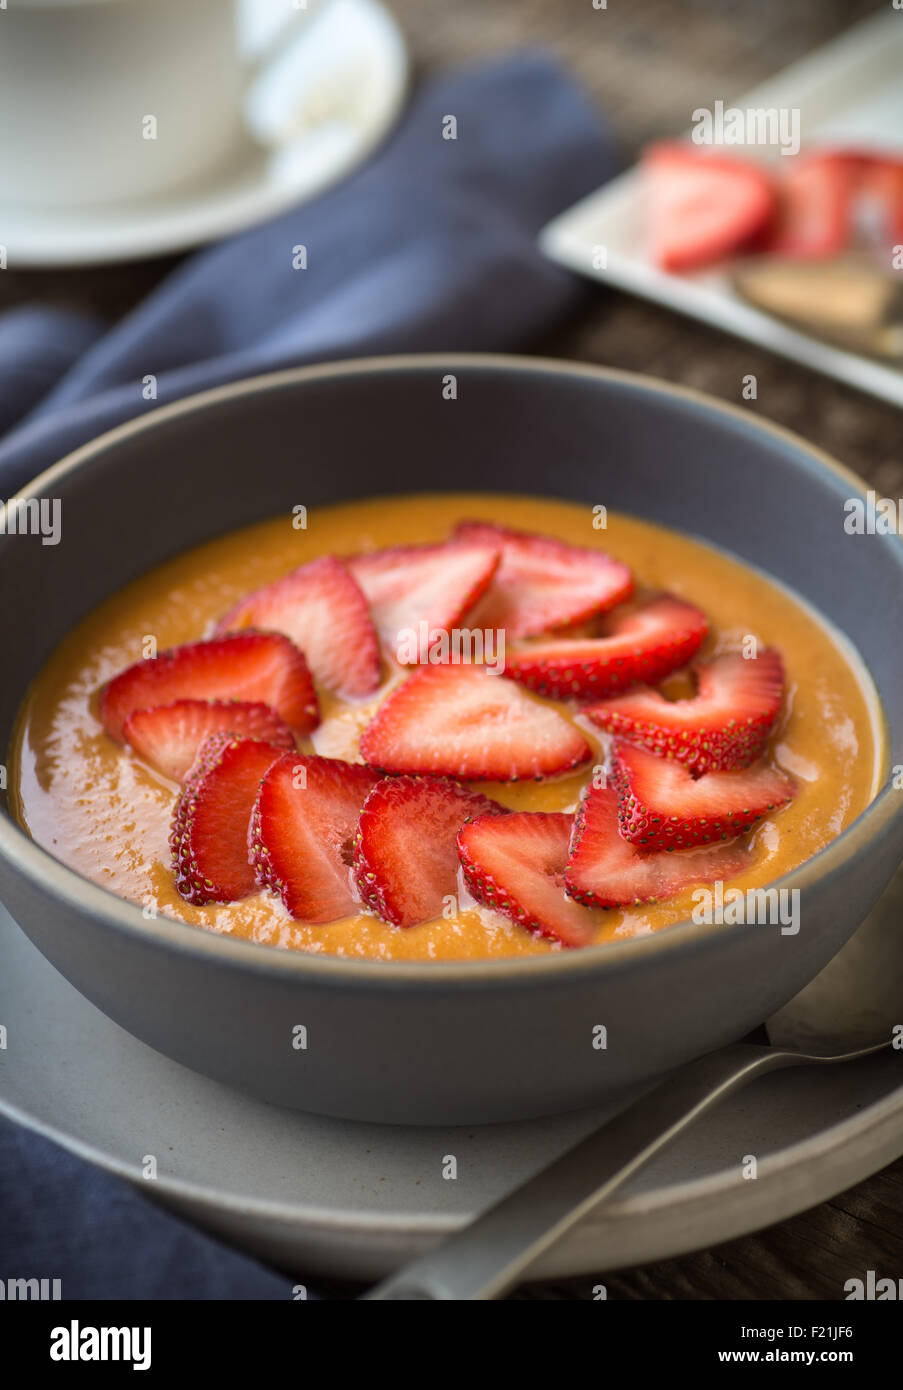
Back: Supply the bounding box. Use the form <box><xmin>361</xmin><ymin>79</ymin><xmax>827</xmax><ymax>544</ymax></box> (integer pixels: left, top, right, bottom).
<box><xmin>0</xmin><ymin>1114</ymin><xmax>296</xmax><ymax>1300</ymax></box>
<box><xmin>0</xmin><ymin>52</ymin><xmax>614</xmax><ymax>1298</ymax></box>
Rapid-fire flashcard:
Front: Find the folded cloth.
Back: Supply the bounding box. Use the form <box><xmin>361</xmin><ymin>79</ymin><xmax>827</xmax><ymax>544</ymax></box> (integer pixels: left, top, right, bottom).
<box><xmin>0</xmin><ymin>305</ymin><xmax>106</xmax><ymax>440</ymax></box>
<box><xmin>0</xmin><ymin>1115</ymin><xmax>296</xmax><ymax>1300</ymax></box>
<box><xmin>0</xmin><ymin>52</ymin><xmax>615</xmax><ymax>1298</ymax></box>
<box><xmin>0</xmin><ymin>51</ymin><xmax>614</xmax><ymax>495</ymax></box>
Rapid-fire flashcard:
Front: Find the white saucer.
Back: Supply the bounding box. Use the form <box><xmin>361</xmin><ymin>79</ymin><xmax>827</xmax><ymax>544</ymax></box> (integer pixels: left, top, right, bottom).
<box><xmin>0</xmin><ymin>0</ymin><xmax>408</xmax><ymax>269</ymax></box>
<box><xmin>1</xmin><ymin>905</ymin><xmax>902</xmax><ymax>1286</ymax></box>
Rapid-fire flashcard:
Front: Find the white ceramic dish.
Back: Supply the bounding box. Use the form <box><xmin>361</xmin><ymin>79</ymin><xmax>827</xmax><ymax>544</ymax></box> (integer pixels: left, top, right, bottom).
<box><xmin>0</xmin><ymin>0</ymin><xmax>408</xmax><ymax>268</ymax></box>
<box><xmin>540</xmin><ymin>8</ymin><xmax>903</xmax><ymax>410</ymax></box>
<box><xmin>2</xmin><ymin>904</ymin><xmax>901</xmax><ymax>1286</ymax></box>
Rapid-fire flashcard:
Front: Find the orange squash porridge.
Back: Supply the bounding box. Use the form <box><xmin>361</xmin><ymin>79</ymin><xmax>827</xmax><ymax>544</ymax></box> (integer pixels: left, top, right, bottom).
<box><xmin>9</xmin><ymin>493</ymin><xmax>884</xmax><ymax>961</ymax></box>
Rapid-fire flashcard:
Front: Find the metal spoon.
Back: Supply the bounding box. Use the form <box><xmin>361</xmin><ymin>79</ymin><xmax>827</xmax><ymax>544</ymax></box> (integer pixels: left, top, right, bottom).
<box><xmin>365</xmin><ymin>869</ymin><xmax>903</xmax><ymax>1300</ymax></box>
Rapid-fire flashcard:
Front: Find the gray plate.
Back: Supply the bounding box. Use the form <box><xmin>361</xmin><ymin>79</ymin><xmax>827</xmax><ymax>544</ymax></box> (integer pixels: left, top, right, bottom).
<box><xmin>2</xmin><ymin>906</ymin><xmax>901</xmax><ymax>1285</ymax></box>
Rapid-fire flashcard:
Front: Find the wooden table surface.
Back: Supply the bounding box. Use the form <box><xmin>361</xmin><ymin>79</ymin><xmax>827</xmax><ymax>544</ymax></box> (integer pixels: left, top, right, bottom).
<box><xmin>3</xmin><ymin>0</ymin><xmax>901</xmax><ymax>1300</ymax></box>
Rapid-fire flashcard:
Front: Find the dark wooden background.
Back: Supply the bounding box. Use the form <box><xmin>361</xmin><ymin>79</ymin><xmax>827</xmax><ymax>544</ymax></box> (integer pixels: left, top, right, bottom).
<box><xmin>3</xmin><ymin>0</ymin><xmax>900</xmax><ymax>1299</ymax></box>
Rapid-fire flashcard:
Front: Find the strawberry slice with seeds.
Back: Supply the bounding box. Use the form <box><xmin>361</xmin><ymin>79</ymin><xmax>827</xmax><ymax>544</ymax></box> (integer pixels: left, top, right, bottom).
<box><xmin>354</xmin><ymin>776</ymin><xmax>505</xmax><ymax>927</ymax></box>
<box><xmin>612</xmin><ymin>741</ymin><xmax>795</xmax><ymax>851</ymax></box>
<box><xmin>457</xmin><ymin>811</ymin><xmax>594</xmax><ymax>948</ymax></box>
<box><xmin>124</xmin><ymin>699</ymin><xmax>295</xmax><ymax>783</ymax></box>
<box><xmin>642</xmin><ymin>142</ymin><xmax>776</xmax><ymax>271</ymax></box>
<box><xmin>767</xmin><ymin>152</ymin><xmax>855</xmax><ymax>258</ymax></box>
<box><xmin>767</xmin><ymin>149</ymin><xmax>903</xmax><ymax>254</ymax></box>
<box><xmin>565</xmin><ymin>786</ymin><xmax>749</xmax><ymax>908</ymax></box>
<box><xmin>502</xmin><ymin>595</ymin><xmax>707</xmax><ymax>699</ymax></box>
<box><xmin>346</xmin><ymin>541</ymin><xmax>500</xmax><ymax>662</ymax></box>
<box><xmin>859</xmin><ymin>154</ymin><xmax>903</xmax><ymax>245</ymax></box>
<box><xmin>101</xmin><ymin>632</ymin><xmax>318</xmax><ymax>741</ymax></box>
<box><xmin>215</xmin><ymin>555</ymin><xmax>380</xmax><ymax>699</ymax></box>
<box><xmin>360</xmin><ymin>664</ymin><xmax>592</xmax><ymax>781</ymax></box>
<box><xmin>250</xmin><ymin>754</ymin><xmax>380</xmax><ymax>922</ymax></box>
<box><xmin>453</xmin><ymin>521</ymin><xmax>633</xmax><ymax>639</ymax></box>
<box><xmin>584</xmin><ymin>648</ymin><xmax>785</xmax><ymax>774</ymax></box>
<box><xmin>170</xmin><ymin>734</ymin><xmax>288</xmax><ymax>905</ymax></box>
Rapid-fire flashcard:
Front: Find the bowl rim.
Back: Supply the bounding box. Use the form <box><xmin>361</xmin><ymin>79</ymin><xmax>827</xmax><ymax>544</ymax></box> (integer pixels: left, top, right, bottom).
<box><xmin>1</xmin><ymin>351</ymin><xmax>901</xmax><ymax>988</ymax></box>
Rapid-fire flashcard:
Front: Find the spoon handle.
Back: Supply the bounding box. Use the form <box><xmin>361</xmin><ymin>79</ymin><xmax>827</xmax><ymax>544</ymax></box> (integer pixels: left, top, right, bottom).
<box><xmin>363</xmin><ymin>1041</ymin><xmax>823</xmax><ymax>1301</ymax></box>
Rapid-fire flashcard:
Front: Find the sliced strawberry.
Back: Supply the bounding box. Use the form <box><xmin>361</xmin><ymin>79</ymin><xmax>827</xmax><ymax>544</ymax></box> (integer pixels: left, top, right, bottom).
<box><xmin>123</xmin><ymin>699</ymin><xmax>295</xmax><ymax>783</ymax></box>
<box><xmin>585</xmin><ymin>648</ymin><xmax>785</xmax><ymax>775</ymax></box>
<box><xmin>453</xmin><ymin>522</ymin><xmax>633</xmax><ymax>639</ymax></box>
<box><xmin>565</xmin><ymin>786</ymin><xmax>748</xmax><ymax>908</ymax></box>
<box><xmin>215</xmin><ymin>555</ymin><xmax>380</xmax><ymax>699</ymax></box>
<box><xmin>767</xmin><ymin>152</ymin><xmax>854</xmax><ymax>258</ymax></box>
<box><xmin>360</xmin><ymin>664</ymin><xmax>592</xmax><ymax>781</ymax></box>
<box><xmin>101</xmin><ymin>632</ymin><xmax>318</xmax><ymax>741</ymax></box>
<box><xmin>501</xmin><ymin>595</ymin><xmax>707</xmax><ymax>699</ymax></box>
<box><xmin>250</xmin><ymin>754</ymin><xmax>379</xmax><ymax>922</ymax></box>
<box><xmin>346</xmin><ymin>541</ymin><xmax>499</xmax><ymax>661</ymax></box>
<box><xmin>857</xmin><ymin>154</ymin><xmax>903</xmax><ymax>245</ymax></box>
<box><xmin>354</xmin><ymin>776</ymin><xmax>505</xmax><ymax>928</ymax></box>
<box><xmin>170</xmin><ymin>734</ymin><xmax>287</xmax><ymax>905</ymax></box>
<box><xmin>612</xmin><ymin>741</ymin><xmax>795</xmax><ymax>850</ymax></box>
<box><xmin>642</xmin><ymin>142</ymin><xmax>776</xmax><ymax>271</ymax></box>
<box><xmin>457</xmin><ymin>812</ymin><xmax>594</xmax><ymax>948</ymax></box>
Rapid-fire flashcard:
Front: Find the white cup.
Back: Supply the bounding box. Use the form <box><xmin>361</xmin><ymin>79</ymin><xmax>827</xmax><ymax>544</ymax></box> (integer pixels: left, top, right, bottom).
<box><xmin>0</xmin><ymin>0</ymin><xmax>328</xmax><ymax>208</ymax></box>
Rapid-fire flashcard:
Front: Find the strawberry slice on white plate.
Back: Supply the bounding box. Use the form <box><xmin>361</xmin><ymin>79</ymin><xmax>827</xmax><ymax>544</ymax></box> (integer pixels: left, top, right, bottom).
<box><xmin>641</xmin><ymin>141</ymin><xmax>776</xmax><ymax>271</ymax></box>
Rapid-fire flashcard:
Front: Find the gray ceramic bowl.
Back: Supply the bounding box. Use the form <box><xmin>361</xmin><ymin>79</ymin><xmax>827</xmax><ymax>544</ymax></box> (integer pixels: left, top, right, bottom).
<box><xmin>1</xmin><ymin>355</ymin><xmax>901</xmax><ymax>1125</ymax></box>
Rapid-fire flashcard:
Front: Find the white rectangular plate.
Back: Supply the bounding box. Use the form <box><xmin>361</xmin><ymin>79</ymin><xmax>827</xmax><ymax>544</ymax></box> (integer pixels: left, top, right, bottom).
<box><xmin>540</xmin><ymin>9</ymin><xmax>903</xmax><ymax>410</ymax></box>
